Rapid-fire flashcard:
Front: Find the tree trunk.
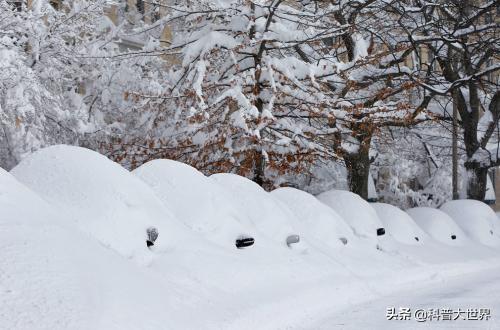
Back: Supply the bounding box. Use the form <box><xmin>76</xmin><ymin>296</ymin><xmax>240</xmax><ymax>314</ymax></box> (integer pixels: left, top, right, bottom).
<box><xmin>253</xmin><ymin>149</ymin><xmax>264</xmax><ymax>187</ymax></box>
<box><xmin>464</xmin><ymin>161</ymin><xmax>488</xmax><ymax>201</ymax></box>
<box><xmin>344</xmin><ymin>135</ymin><xmax>372</xmax><ymax>200</ymax></box>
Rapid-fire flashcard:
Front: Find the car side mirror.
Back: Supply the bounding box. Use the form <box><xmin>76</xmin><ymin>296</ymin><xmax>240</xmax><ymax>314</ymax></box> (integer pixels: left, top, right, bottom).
<box><xmin>236</xmin><ymin>236</ymin><xmax>255</xmax><ymax>249</ymax></box>
<box><xmin>286</xmin><ymin>234</ymin><xmax>300</xmax><ymax>246</ymax></box>
<box><xmin>146</xmin><ymin>227</ymin><xmax>159</xmax><ymax>248</ymax></box>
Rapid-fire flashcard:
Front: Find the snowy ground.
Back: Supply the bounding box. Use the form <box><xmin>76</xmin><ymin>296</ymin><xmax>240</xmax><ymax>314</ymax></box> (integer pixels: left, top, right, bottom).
<box><xmin>2</xmin><ymin>145</ymin><xmax>500</xmax><ymax>330</ymax></box>
<box><xmin>311</xmin><ymin>266</ymin><xmax>500</xmax><ymax>330</ymax></box>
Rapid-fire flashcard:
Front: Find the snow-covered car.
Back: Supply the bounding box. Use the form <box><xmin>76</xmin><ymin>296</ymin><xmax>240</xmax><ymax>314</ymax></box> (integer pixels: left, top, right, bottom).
<box><xmin>0</xmin><ymin>167</ymin><xmax>56</xmax><ymax>225</ymax></box>
<box><xmin>316</xmin><ymin>190</ymin><xmax>386</xmax><ymax>242</ymax></box>
<box><xmin>406</xmin><ymin>207</ymin><xmax>467</xmax><ymax>246</ymax></box>
<box><xmin>271</xmin><ymin>187</ymin><xmax>355</xmax><ymax>248</ymax></box>
<box><xmin>210</xmin><ymin>173</ymin><xmax>303</xmax><ymax>248</ymax></box>
<box><xmin>11</xmin><ymin>145</ymin><xmax>200</xmax><ymax>258</ymax></box>
<box><xmin>133</xmin><ymin>159</ymin><xmax>257</xmax><ymax>249</ymax></box>
<box><xmin>372</xmin><ymin>203</ymin><xmax>428</xmax><ymax>245</ymax></box>
<box><xmin>440</xmin><ymin>200</ymin><xmax>500</xmax><ymax>247</ymax></box>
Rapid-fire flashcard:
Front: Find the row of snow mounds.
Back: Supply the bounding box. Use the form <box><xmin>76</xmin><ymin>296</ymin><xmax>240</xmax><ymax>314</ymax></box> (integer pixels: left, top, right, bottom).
<box><xmin>130</xmin><ymin>160</ymin><xmax>414</xmax><ymax>281</ymax></box>
<box><xmin>406</xmin><ymin>207</ymin><xmax>468</xmax><ymax>246</ymax></box>
<box><xmin>10</xmin><ymin>145</ymin><xmax>206</xmax><ymax>260</ymax></box>
<box><xmin>440</xmin><ymin>200</ymin><xmax>500</xmax><ymax>246</ymax></box>
<box><xmin>0</xmin><ymin>167</ymin><xmax>225</xmax><ymax>330</ymax></box>
<box><xmin>132</xmin><ymin>159</ymin><xmax>262</xmax><ymax>249</ymax></box>
<box><xmin>314</xmin><ymin>188</ymin><xmax>500</xmax><ymax>251</ymax></box>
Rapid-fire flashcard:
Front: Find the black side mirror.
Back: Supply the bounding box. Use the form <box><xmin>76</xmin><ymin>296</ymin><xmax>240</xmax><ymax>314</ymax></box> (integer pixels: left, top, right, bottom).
<box><xmin>286</xmin><ymin>235</ymin><xmax>300</xmax><ymax>247</ymax></box>
<box><xmin>236</xmin><ymin>237</ymin><xmax>255</xmax><ymax>249</ymax></box>
<box><xmin>376</xmin><ymin>228</ymin><xmax>385</xmax><ymax>236</ymax></box>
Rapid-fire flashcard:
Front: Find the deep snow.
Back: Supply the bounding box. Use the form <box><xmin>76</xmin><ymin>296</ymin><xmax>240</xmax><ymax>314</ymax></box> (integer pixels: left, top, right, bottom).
<box><xmin>406</xmin><ymin>207</ymin><xmax>468</xmax><ymax>246</ymax></box>
<box><xmin>2</xmin><ymin>145</ymin><xmax>500</xmax><ymax>330</ymax></box>
<box><xmin>440</xmin><ymin>199</ymin><xmax>500</xmax><ymax>246</ymax></box>
<box><xmin>132</xmin><ymin>159</ymin><xmax>258</xmax><ymax>249</ymax></box>
<box><xmin>372</xmin><ymin>202</ymin><xmax>428</xmax><ymax>245</ymax></box>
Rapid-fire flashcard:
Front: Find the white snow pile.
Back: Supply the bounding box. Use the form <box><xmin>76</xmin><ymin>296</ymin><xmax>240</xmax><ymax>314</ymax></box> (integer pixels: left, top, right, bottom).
<box><xmin>316</xmin><ymin>189</ymin><xmax>385</xmax><ymax>241</ymax></box>
<box><xmin>133</xmin><ymin>159</ymin><xmax>257</xmax><ymax>249</ymax></box>
<box><xmin>10</xmin><ymin>145</ymin><xmax>198</xmax><ymax>260</ymax></box>
<box><xmin>372</xmin><ymin>203</ymin><xmax>428</xmax><ymax>245</ymax></box>
<box><xmin>210</xmin><ymin>173</ymin><xmax>302</xmax><ymax>248</ymax></box>
<box><xmin>3</xmin><ymin>145</ymin><xmax>500</xmax><ymax>330</ymax></box>
<box><xmin>406</xmin><ymin>207</ymin><xmax>467</xmax><ymax>246</ymax></box>
<box><xmin>271</xmin><ymin>187</ymin><xmax>355</xmax><ymax>248</ymax></box>
<box><xmin>0</xmin><ymin>167</ymin><xmax>55</xmax><ymax>225</ymax></box>
<box><xmin>440</xmin><ymin>200</ymin><xmax>500</xmax><ymax>246</ymax></box>
<box><xmin>0</xmin><ymin>167</ymin><xmax>218</xmax><ymax>330</ymax></box>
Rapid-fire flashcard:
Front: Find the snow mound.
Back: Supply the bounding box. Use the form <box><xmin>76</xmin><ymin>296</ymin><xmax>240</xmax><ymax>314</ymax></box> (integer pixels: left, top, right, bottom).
<box><xmin>0</xmin><ymin>166</ymin><xmax>216</xmax><ymax>329</ymax></box>
<box><xmin>0</xmin><ymin>167</ymin><xmax>56</xmax><ymax>225</ymax></box>
<box><xmin>406</xmin><ymin>207</ymin><xmax>467</xmax><ymax>245</ymax></box>
<box><xmin>372</xmin><ymin>203</ymin><xmax>427</xmax><ymax>245</ymax></box>
<box><xmin>271</xmin><ymin>187</ymin><xmax>355</xmax><ymax>248</ymax></box>
<box><xmin>133</xmin><ymin>159</ymin><xmax>257</xmax><ymax>248</ymax></box>
<box><xmin>210</xmin><ymin>173</ymin><xmax>300</xmax><ymax>247</ymax></box>
<box><xmin>316</xmin><ymin>190</ymin><xmax>384</xmax><ymax>240</ymax></box>
<box><xmin>10</xmin><ymin>145</ymin><xmax>197</xmax><ymax>259</ymax></box>
<box><xmin>440</xmin><ymin>200</ymin><xmax>500</xmax><ymax>246</ymax></box>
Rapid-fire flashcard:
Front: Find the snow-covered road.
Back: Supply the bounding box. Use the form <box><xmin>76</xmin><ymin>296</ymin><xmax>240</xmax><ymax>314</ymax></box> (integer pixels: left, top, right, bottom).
<box><xmin>310</xmin><ymin>267</ymin><xmax>500</xmax><ymax>329</ymax></box>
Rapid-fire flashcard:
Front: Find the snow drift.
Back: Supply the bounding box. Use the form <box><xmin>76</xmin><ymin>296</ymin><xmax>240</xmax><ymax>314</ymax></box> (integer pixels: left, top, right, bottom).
<box><xmin>271</xmin><ymin>187</ymin><xmax>355</xmax><ymax>248</ymax></box>
<box><xmin>440</xmin><ymin>200</ymin><xmax>500</xmax><ymax>246</ymax></box>
<box><xmin>132</xmin><ymin>159</ymin><xmax>258</xmax><ymax>248</ymax></box>
<box><xmin>406</xmin><ymin>207</ymin><xmax>467</xmax><ymax>246</ymax></box>
<box><xmin>316</xmin><ymin>190</ymin><xmax>385</xmax><ymax>241</ymax></box>
<box><xmin>3</xmin><ymin>150</ymin><xmax>500</xmax><ymax>329</ymax></box>
<box><xmin>210</xmin><ymin>173</ymin><xmax>302</xmax><ymax>248</ymax></box>
<box><xmin>372</xmin><ymin>203</ymin><xmax>428</xmax><ymax>245</ymax></box>
<box><xmin>10</xmin><ymin>145</ymin><xmax>199</xmax><ymax>259</ymax></box>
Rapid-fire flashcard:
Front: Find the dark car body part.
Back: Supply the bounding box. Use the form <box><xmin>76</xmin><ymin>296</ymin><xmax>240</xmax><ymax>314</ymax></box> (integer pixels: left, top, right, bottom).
<box><xmin>236</xmin><ymin>237</ymin><xmax>255</xmax><ymax>249</ymax></box>
<box><xmin>146</xmin><ymin>227</ymin><xmax>159</xmax><ymax>248</ymax></box>
<box><xmin>286</xmin><ymin>235</ymin><xmax>300</xmax><ymax>246</ymax></box>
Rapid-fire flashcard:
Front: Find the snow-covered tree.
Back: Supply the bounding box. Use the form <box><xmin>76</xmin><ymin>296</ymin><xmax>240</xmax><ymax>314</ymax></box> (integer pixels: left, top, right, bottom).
<box><xmin>0</xmin><ymin>0</ymin><xmax>117</xmax><ymax>169</ymax></box>
<box><xmin>113</xmin><ymin>0</ymin><xmax>351</xmax><ymax>187</ymax></box>
<box><xmin>287</xmin><ymin>0</ymin><xmax>435</xmax><ymax>199</ymax></box>
<box><xmin>392</xmin><ymin>0</ymin><xmax>499</xmax><ymax>200</ymax></box>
